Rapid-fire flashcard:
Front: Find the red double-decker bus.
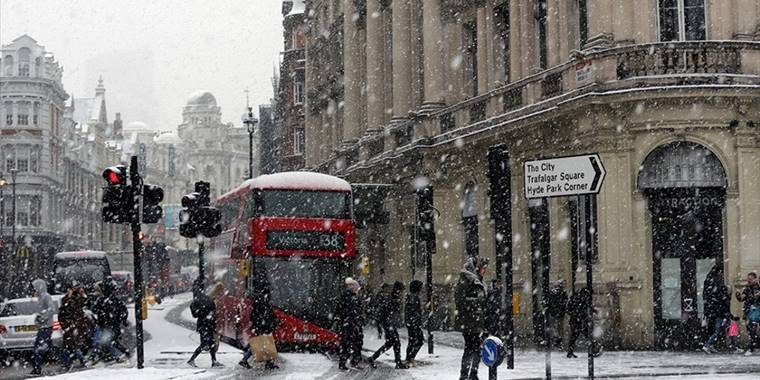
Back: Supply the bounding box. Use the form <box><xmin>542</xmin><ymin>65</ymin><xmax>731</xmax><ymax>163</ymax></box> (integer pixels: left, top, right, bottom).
<box><xmin>210</xmin><ymin>172</ymin><xmax>355</xmax><ymax>350</ymax></box>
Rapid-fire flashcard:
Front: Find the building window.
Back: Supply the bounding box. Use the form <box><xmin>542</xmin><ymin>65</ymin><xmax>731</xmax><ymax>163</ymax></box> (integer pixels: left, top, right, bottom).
<box><xmin>4</xmin><ymin>146</ymin><xmax>14</xmax><ymax>171</ymax></box>
<box><xmin>659</xmin><ymin>0</ymin><xmax>706</xmax><ymax>41</ymax></box>
<box><xmin>5</xmin><ymin>103</ymin><xmax>12</xmax><ymax>125</ymax></box>
<box><xmin>536</xmin><ymin>0</ymin><xmax>548</xmax><ymax>69</ymax></box>
<box><xmin>3</xmin><ymin>55</ymin><xmax>13</xmax><ymax>76</ymax></box>
<box><xmin>462</xmin><ymin>182</ymin><xmax>479</xmax><ymax>257</ymax></box>
<box><xmin>577</xmin><ymin>0</ymin><xmax>588</xmax><ymax>48</ymax></box>
<box><xmin>30</xmin><ymin>196</ymin><xmax>41</xmax><ymax>226</ymax></box>
<box><xmin>293</xmin><ymin>81</ymin><xmax>305</xmax><ymax>105</ymax></box>
<box><xmin>18</xmin><ymin>48</ymin><xmax>31</xmax><ymax>77</ymax></box>
<box><xmin>30</xmin><ymin>147</ymin><xmax>39</xmax><ymax>173</ymax></box>
<box><xmin>294</xmin><ymin>128</ymin><xmax>305</xmax><ymax>155</ymax></box>
<box><xmin>463</xmin><ymin>21</ymin><xmax>479</xmax><ymax>97</ymax></box>
<box><xmin>494</xmin><ymin>2</ymin><xmax>510</xmax><ymax>83</ymax></box>
<box><xmin>32</xmin><ymin>103</ymin><xmax>39</xmax><ymax>125</ymax></box>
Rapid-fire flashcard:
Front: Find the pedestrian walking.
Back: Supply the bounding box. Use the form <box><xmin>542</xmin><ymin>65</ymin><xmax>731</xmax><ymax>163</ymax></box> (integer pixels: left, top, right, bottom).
<box><xmin>369</xmin><ymin>285</ymin><xmax>387</xmax><ymax>339</ymax></box>
<box><xmin>454</xmin><ymin>256</ymin><xmax>488</xmax><ymax>380</ymax></box>
<box><xmin>368</xmin><ymin>281</ymin><xmax>408</xmax><ymax>369</ymax></box>
<box><xmin>702</xmin><ymin>266</ymin><xmax>730</xmax><ymax>353</ymax></box>
<box><xmin>336</xmin><ymin>277</ymin><xmax>364</xmax><ymax>370</ymax></box>
<box><xmin>735</xmin><ymin>271</ymin><xmax>760</xmax><ymax>355</ymax></box>
<box><xmin>547</xmin><ymin>280</ymin><xmax>568</xmax><ymax>348</ymax></box>
<box><xmin>30</xmin><ymin>279</ymin><xmax>58</xmax><ymax>376</ymax></box>
<box><xmin>188</xmin><ymin>280</ymin><xmax>223</xmax><ymax>368</ymax></box>
<box><xmin>728</xmin><ymin>315</ymin><xmax>743</xmax><ymax>354</ymax></box>
<box><xmin>405</xmin><ymin>280</ymin><xmax>424</xmax><ymax>366</ymax></box>
<box><xmin>239</xmin><ymin>273</ymin><xmax>279</xmax><ymax>370</ymax></box>
<box><xmin>566</xmin><ymin>287</ymin><xmax>600</xmax><ymax>358</ymax></box>
<box><xmin>89</xmin><ymin>279</ymin><xmax>129</xmax><ymax>363</ymax></box>
<box><xmin>58</xmin><ymin>282</ymin><xmax>89</xmax><ymax>370</ymax></box>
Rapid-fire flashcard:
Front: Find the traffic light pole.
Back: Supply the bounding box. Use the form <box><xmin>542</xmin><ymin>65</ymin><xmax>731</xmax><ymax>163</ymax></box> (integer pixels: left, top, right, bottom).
<box><xmin>129</xmin><ymin>156</ymin><xmax>145</xmax><ymax>369</ymax></box>
<box><xmin>197</xmin><ymin>239</ymin><xmax>205</xmax><ymax>289</ymax></box>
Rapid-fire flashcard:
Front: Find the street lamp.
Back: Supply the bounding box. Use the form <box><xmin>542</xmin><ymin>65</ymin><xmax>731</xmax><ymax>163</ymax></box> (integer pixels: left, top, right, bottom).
<box><xmin>242</xmin><ymin>107</ymin><xmax>258</xmax><ymax>180</ymax></box>
<box><xmin>10</xmin><ymin>169</ymin><xmax>16</xmax><ymax>261</ymax></box>
<box><xmin>0</xmin><ymin>172</ymin><xmax>6</xmax><ymax>296</ymax></box>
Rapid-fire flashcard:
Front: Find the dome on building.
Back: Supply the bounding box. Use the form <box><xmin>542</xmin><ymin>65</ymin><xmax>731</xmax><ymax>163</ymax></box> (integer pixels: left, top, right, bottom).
<box><xmin>124</xmin><ymin>121</ymin><xmax>150</xmax><ymax>131</ymax></box>
<box><xmin>154</xmin><ymin>131</ymin><xmax>182</xmax><ymax>145</ymax></box>
<box><xmin>186</xmin><ymin>90</ymin><xmax>217</xmax><ymax>106</ymax></box>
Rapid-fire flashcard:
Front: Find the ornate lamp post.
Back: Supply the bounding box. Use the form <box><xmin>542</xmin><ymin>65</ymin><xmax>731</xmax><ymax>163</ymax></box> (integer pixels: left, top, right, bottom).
<box><xmin>242</xmin><ymin>107</ymin><xmax>258</xmax><ymax>179</ymax></box>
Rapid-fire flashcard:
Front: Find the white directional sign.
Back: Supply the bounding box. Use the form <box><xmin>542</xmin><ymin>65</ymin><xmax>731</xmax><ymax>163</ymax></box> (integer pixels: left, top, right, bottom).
<box><xmin>524</xmin><ymin>154</ymin><xmax>606</xmax><ymax>199</ymax></box>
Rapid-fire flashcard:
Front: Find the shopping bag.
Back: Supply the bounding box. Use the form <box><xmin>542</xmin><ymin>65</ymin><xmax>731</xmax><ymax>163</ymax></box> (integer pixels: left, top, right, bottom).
<box><xmin>250</xmin><ymin>334</ymin><xmax>278</xmax><ymax>362</ymax></box>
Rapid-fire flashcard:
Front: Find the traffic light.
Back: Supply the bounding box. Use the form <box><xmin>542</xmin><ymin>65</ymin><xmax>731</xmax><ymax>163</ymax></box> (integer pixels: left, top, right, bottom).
<box><xmin>179</xmin><ymin>181</ymin><xmax>222</xmax><ymax>238</ymax></box>
<box><xmin>102</xmin><ymin>165</ymin><xmax>133</xmax><ymax>224</ymax></box>
<box><xmin>142</xmin><ymin>184</ymin><xmax>164</xmax><ymax>224</ymax></box>
<box><xmin>179</xmin><ymin>191</ymin><xmax>200</xmax><ymax>238</ymax></box>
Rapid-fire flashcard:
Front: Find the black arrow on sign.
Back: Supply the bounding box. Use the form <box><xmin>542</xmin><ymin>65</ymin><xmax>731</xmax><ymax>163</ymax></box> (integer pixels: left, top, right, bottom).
<box><xmin>589</xmin><ymin>156</ymin><xmax>602</xmax><ymax>191</ymax></box>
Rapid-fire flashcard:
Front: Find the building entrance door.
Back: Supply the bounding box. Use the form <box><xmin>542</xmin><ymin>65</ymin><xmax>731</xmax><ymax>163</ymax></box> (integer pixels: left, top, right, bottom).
<box><xmin>638</xmin><ymin>141</ymin><xmax>727</xmax><ymax>350</ymax></box>
<box><xmin>648</xmin><ymin>188</ymin><xmax>724</xmax><ymax>349</ymax></box>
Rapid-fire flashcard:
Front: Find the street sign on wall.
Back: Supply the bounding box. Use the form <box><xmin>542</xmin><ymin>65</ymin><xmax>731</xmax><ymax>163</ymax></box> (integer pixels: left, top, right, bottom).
<box><xmin>524</xmin><ymin>154</ymin><xmax>606</xmax><ymax>199</ymax></box>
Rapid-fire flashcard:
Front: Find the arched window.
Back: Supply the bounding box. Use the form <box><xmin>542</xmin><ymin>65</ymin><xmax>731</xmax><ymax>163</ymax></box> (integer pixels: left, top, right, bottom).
<box><xmin>462</xmin><ymin>181</ymin><xmax>479</xmax><ymax>257</ymax></box>
<box><xmin>3</xmin><ymin>55</ymin><xmax>13</xmax><ymax>76</ymax></box>
<box><xmin>18</xmin><ymin>48</ymin><xmax>31</xmax><ymax>77</ymax></box>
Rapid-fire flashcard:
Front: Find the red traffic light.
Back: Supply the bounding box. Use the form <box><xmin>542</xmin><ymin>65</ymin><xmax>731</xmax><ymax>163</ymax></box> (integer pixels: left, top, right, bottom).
<box><xmin>103</xmin><ymin>165</ymin><xmax>127</xmax><ymax>185</ymax></box>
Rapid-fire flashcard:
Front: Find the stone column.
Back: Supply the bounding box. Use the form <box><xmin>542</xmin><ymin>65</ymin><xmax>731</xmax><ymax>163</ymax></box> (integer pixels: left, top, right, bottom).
<box><xmin>343</xmin><ymin>0</ymin><xmax>363</xmax><ymax>142</ymax></box>
<box><xmin>735</xmin><ymin>0</ymin><xmax>758</xmax><ymax>40</ymax></box>
<box><xmin>476</xmin><ymin>6</ymin><xmax>490</xmax><ymax>93</ymax></box>
<box><xmin>421</xmin><ymin>0</ymin><xmax>445</xmax><ymax>111</ymax></box>
<box><xmin>366</xmin><ymin>0</ymin><xmax>386</xmax><ymax>131</ymax></box>
<box><xmin>392</xmin><ymin>0</ymin><xmax>413</xmax><ymax>120</ymax></box>
<box><xmin>585</xmin><ymin>0</ymin><xmax>613</xmax><ymax>49</ymax></box>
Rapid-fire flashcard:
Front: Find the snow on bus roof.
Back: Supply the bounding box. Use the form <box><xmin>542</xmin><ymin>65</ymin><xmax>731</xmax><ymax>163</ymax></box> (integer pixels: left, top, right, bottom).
<box><xmin>221</xmin><ymin>171</ymin><xmax>351</xmax><ymax>198</ymax></box>
<box><xmin>55</xmin><ymin>251</ymin><xmax>107</xmax><ymax>259</ymax></box>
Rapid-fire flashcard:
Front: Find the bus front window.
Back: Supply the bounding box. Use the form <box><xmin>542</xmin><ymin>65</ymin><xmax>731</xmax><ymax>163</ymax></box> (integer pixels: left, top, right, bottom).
<box><xmin>257</xmin><ymin>190</ymin><xmax>350</xmax><ymax>219</ymax></box>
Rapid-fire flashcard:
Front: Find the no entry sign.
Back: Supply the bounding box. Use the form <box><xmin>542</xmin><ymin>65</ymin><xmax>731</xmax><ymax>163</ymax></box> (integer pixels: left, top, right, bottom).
<box><xmin>524</xmin><ymin>154</ymin><xmax>605</xmax><ymax>199</ymax></box>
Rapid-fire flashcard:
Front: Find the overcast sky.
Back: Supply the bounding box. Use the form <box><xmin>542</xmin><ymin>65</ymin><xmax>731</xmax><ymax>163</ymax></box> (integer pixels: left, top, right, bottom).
<box><xmin>1</xmin><ymin>0</ymin><xmax>283</xmax><ymax>131</ymax></box>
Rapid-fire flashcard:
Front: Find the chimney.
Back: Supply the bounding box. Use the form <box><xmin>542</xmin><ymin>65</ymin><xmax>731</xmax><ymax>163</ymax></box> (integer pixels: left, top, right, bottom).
<box><xmin>114</xmin><ymin>112</ymin><xmax>123</xmax><ymax>138</ymax></box>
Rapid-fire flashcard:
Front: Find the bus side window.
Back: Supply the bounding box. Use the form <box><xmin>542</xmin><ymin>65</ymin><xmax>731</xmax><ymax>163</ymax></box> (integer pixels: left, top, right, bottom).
<box><xmin>244</xmin><ymin>193</ymin><xmax>256</xmax><ymax>219</ymax></box>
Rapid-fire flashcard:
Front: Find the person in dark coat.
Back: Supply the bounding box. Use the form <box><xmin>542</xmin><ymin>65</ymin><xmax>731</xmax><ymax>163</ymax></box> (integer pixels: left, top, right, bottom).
<box><xmin>336</xmin><ymin>277</ymin><xmax>364</xmax><ymax>370</ymax></box>
<box><xmin>89</xmin><ymin>279</ymin><xmax>129</xmax><ymax>363</ymax></box>
<box><xmin>58</xmin><ymin>282</ymin><xmax>89</xmax><ymax>369</ymax></box>
<box><xmin>368</xmin><ymin>281</ymin><xmax>407</xmax><ymax>369</ymax></box>
<box><xmin>455</xmin><ymin>256</ymin><xmax>488</xmax><ymax>380</ymax></box>
<box><xmin>547</xmin><ymin>280</ymin><xmax>568</xmax><ymax>348</ymax></box>
<box><xmin>369</xmin><ymin>285</ymin><xmax>388</xmax><ymax>339</ymax></box>
<box><xmin>188</xmin><ymin>280</ymin><xmax>222</xmax><ymax>368</ymax></box>
<box><xmin>703</xmin><ymin>266</ymin><xmax>730</xmax><ymax>353</ymax></box>
<box><xmin>736</xmin><ymin>272</ymin><xmax>760</xmax><ymax>354</ymax></box>
<box><xmin>240</xmin><ymin>272</ymin><xmax>279</xmax><ymax>370</ymax></box>
<box><xmin>566</xmin><ymin>287</ymin><xmax>600</xmax><ymax>358</ymax></box>
<box><xmin>405</xmin><ymin>280</ymin><xmax>424</xmax><ymax>365</ymax></box>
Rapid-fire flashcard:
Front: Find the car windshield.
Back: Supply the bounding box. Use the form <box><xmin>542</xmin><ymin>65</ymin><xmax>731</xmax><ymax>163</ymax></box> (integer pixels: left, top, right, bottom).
<box><xmin>0</xmin><ymin>301</ymin><xmax>42</xmax><ymax>317</ymax></box>
<box><xmin>251</xmin><ymin>256</ymin><xmax>347</xmax><ymax>329</ymax></box>
<box><xmin>257</xmin><ymin>190</ymin><xmax>350</xmax><ymax>219</ymax></box>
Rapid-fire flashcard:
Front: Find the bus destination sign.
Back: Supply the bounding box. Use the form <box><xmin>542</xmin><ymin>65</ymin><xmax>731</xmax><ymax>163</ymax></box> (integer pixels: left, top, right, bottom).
<box><xmin>266</xmin><ymin>230</ymin><xmax>345</xmax><ymax>251</ymax></box>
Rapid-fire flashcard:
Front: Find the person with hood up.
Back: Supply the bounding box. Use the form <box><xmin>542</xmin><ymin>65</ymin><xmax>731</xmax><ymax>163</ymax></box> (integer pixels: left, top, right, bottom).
<box><xmin>336</xmin><ymin>277</ymin><xmax>364</xmax><ymax>370</ymax></box>
<box><xmin>405</xmin><ymin>280</ymin><xmax>424</xmax><ymax>366</ymax></box>
<box><xmin>702</xmin><ymin>266</ymin><xmax>730</xmax><ymax>353</ymax></box>
<box><xmin>58</xmin><ymin>282</ymin><xmax>89</xmax><ymax>370</ymax></box>
<box><xmin>188</xmin><ymin>279</ymin><xmax>223</xmax><ymax>368</ymax></box>
<box><xmin>367</xmin><ymin>281</ymin><xmax>408</xmax><ymax>369</ymax></box>
<box><xmin>31</xmin><ymin>279</ymin><xmax>58</xmax><ymax>376</ymax></box>
<box><xmin>454</xmin><ymin>256</ymin><xmax>488</xmax><ymax>380</ymax></box>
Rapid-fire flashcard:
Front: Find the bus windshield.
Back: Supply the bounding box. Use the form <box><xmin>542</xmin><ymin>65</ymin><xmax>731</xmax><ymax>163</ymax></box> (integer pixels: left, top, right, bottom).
<box><xmin>252</xmin><ymin>256</ymin><xmax>347</xmax><ymax>329</ymax></box>
<box><xmin>257</xmin><ymin>190</ymin><xmax>350</xmax><ymax>219</ymax></box>
<box><xmin>53</xmin><ymin>257</ymin><xmax>110</xmax><ymax>293</ymax></box>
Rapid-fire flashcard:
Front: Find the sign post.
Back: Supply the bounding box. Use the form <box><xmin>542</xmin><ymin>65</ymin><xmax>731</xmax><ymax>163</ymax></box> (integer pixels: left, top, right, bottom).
<box><xmin>524</xmin><ymin>153</ymin><xmax>605</xmax><ymax>380</ymax></box>
<box><xmin>481</xmin><ymin>336</ymin><xmax>504</xmax><ymax>374</ymax></box>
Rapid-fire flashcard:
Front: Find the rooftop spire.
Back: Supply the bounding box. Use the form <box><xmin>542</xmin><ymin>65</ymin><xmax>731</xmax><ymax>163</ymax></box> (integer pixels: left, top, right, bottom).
<box><xmin>95</xmin><ymin>75</ymin><xmax>105</xmax><ymax>96</ymax></box>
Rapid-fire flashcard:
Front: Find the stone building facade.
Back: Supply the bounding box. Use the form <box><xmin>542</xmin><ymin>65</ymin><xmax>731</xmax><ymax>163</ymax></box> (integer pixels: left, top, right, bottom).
<box><xmin>303</xmin><ymin>0</ymin><xmax>760</xmax><ymax>348</ymax></box>
<box><xmin>275</xmin><ymin>0</ymin><xmax>308</xmax><ymax>172</ymax></box>
<box><xmin>0</xmin><ymin>35</ymin><xmax>125</xmax><ymax>294</ymax></box>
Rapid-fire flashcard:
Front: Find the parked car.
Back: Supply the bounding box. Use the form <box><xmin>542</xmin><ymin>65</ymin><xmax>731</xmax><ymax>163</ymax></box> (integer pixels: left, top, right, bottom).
<box><xmin>0</xmin><ymin>296</ymin><xmax>64</xmax><ymax>352</ymax></box>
